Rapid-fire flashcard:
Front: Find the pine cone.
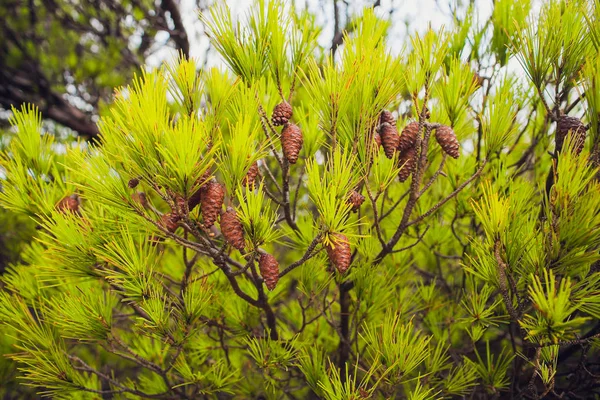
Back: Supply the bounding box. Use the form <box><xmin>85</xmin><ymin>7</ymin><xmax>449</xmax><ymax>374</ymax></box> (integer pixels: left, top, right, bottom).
<box><xmin>131</xmin><ymin>191</ymin><xmax>148</xmax><ymax>208</ymax></box>
<box><xmin>556</xmin><ymin>115</ymin><xmax>586</xmax><ymax>155</ymax></box>
<box><xmin>379</xmin><ymin>123</ymin><xmax>400</xmax><ymax>159</ymax></box>
<box><xmin>373</xmin><ymin>131</ymin><xmax>382</xmax><ymax>148</ymax></box>
<box><xmin>271</xmin><ymin>101</ymin><xmax>293</xmax><ymax>126</ymax></box>
<box><xmin>188</xmin><ymin>170</ymin><xmax>212</xmax><ymax>211</ymax></box>
<box><xmin>220</xmin><ymin>207</ymin><xmax>245</xmax><ymax>250</ymax></box>
<box><xmin>259</xmin><ymin>253</ymin><xmax>279</xmax><ymax>291</ymax></box>
<box><xmin>379</xmin><ymin>110</ymin><xmax>396</xmax><ymax>127</ymax></box>
<box><xmin>398</xmin><ymin>122</ymin><xmax>420</xmax><ymax>153</ymax></box>
<box><xmin>435</xmin><ymin>125</ymin><xmax>460</xmax><ymax>158</ymax></box>
<box><xmin>398</xmin><ymin>146</ymin><xmax>418</xmax><ymax>182</ymax></box>
<box><xmin>200</xmin><ymin>180</ymin><xmax>225</xmax><ymax>227</ymax></box>
<box><xmin>242</xmin><ymin>162</ymin><xmax>259</xmax><ymax>187</ymax></box>
<box><xmin>161</xmin><ymin>212</ymin><xmax>180</xmax><ymax>233</ymax></box>
<box><xmin>128</xmin><ymin>177</ymin><xmax>140</xmax><ymax>189</ymax></box>
<box><xmin>347</xmin><ymin>190</ymin><xmax>365</xmax><ymax>213</ymax></box>
<box><xmin>56</xmin><ymin>194</ymin><xmax>80</xmax><ymax>214</ymax></box>
<box><xmin>168</xmin><ymin>193</ymin><xmax>187</xmax><ymax>216</ymax></box>
<box><xmin>281</xmin><ymin>123</ymin><xmax>303</xmax><ymax>164</ymax></box>
<box><xmin>326</xmin><ymin>233</ymin><xmax>351</xmax><ymax>273</ymax></box>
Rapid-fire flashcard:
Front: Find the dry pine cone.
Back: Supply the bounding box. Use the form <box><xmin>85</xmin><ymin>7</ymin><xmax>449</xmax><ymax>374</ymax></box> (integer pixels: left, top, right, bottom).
<box><xmin>435</xmin><ymin>125</ymin><xmax>460</xmax><ymax>159</ymax></box>
<box><xmin>242</xmin><ymin>162</ymin><xmax>259</xmax><ymax>187</ymax></box>
<box><xmin>259</xmin><ymin>252</ymin><xmax>279</xmax><ymax>291</ymax></box>
<box><xmin>398</xmin><ymin>146</ymin><xmax>418</xmax><ymax>182</ymax></box>
<box><xmin>326</xmin><ymin>233</ymin><xmax>351</xmax><ymax>274</ymax></box>
<box><xmin>161</xmin><ymin>212</ymin><xmax>180</xmax><ymax>233</ymax></box>
<box><xmin>220</xmin><ymin>207</ymin><xmax>245</xmax><ymax>250</ymax></box>
<box><xmin>188</xmin><ymin>170</ymin><xmax>212</xmax><ymax>211</ymax></box>
<box><xmin>281</xmin><ymin>123</ymin><xmax>303</xmax><ymax>164</ymax></box>
<box><xmin>128</xmin><ymin>177</ymin><xmax>140</xmax><ymax>189</ymax></box>
<box><xmin>556</xmin><ymin>115</ymin><xmax>586</xmax><ymax>155</ymax></box>
<box><xmin>56</xmin><ymin>194</ymin><xmax>80</xmax><ymax>214</ymax></box>
<box><xmin>271</xmin><ymin>101</ymin><xmax>293</xmax><ymax>126</ymax></box>
<box><xmin>372</xmin><ymin>131</ymin><xmax>382</xmax><ymax>148</ymax></box>
<box><xmin>379</xmin><ymin>123</ymin><xmax>400</xmax><ymax>159</ymax></box>
<box><xmin>200</xmin><ymin>180</ymin><xmax>225</xmax><ymax>227</ymax></box>
<box><xmin>379</xmin><ymin>110</ymin><xmax>396</xmax><ymax>127</ymax></box>
<box><xmin>398</xmin><ymin>122</ymin><xmax>420</xmax><ymax>153</ymax></box>
<box><xmin>174</xmin><ymin>194</ymin><xmax>188</xmax><ymax>215</ymax></box>
<box><xmin>347</xmin><ymin>190</ymin><xmax>365</xmax><ymax>213</ymax></box>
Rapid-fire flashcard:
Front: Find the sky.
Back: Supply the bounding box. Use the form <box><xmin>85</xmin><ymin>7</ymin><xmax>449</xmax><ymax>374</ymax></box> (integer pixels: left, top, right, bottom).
<box><xmin>147</xmin><ymin>0</ymin><xmax>497</xmax><ymax>68</ymax></box>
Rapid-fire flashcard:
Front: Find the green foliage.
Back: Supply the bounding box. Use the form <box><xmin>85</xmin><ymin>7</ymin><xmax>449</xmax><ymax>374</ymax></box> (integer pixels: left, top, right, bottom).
<box><xmin>2</xmin><ymin>1</ymin><xmax>600</xmax><ymax>399</ymax></box>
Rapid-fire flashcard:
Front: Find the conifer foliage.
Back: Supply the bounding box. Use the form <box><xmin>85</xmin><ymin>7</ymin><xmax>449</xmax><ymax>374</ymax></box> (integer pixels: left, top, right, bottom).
<box><xmin>2</xmin><ymin>0</ymin><xmax>600</xmax><ymax>398</ymax></box>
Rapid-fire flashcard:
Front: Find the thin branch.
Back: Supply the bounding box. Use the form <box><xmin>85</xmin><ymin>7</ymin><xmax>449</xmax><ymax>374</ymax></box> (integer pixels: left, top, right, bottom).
<box><xmin>408</xmin><ymin>160</ymin><xmax>487</xmax><ymax>227</ymax></box>
<box><xmin>279</xmin><ymin>234</ymin><xmax>323</xmax><ymax>277</ymax></box>
<box><xmin>390</xmin><ymin>226</ymin><xmax>430</xmax><ymax>253</ymax></box>
<box><xmin>495</xmin><ymin>240</ymin><xmax>520</xmax><ymax>322</ymax></box>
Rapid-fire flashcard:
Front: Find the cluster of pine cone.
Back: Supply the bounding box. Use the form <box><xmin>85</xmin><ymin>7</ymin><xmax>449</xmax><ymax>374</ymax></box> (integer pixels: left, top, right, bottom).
<box><xmin>375</xmin><ymin>110</ymin><xmax>460</xmax><ymax>182</ymax></box>
<box><xmin>125</xmin><ymin>170</ymin><xmax>280</xmax><ymax>290</ymax></box>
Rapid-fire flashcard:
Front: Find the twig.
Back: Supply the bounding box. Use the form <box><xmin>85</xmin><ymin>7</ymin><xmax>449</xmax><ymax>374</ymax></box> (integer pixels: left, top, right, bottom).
<box><xmin>495</xmin><ymin>240</ymin><xmax>520</xmax><ymax>322</ymax></box>
<box><xmin>390</xmin><ymin>226</ymin><xmax>429</xmax><ymax>253</ymax></box>
<box><xmin>279</xmin><ymin>234</ymin><xmax>323</xmax><ymax>277</ymax></box>
<box><xmin>407</xmin><ymin>160</ymin><xmax>487</xmax><ymax>227</ymax></box>
<box><xmin>418</xmin><ymin>154</ymin><xmax>447</xmax><ymax>197</ymax></box>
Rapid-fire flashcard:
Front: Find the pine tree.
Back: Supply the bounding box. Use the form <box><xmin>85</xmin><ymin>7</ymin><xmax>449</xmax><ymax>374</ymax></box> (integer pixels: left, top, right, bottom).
<box><xmin>2</xmin><ymin>1</ymin><xmax>600</xmax><ymax>399</ymax></box>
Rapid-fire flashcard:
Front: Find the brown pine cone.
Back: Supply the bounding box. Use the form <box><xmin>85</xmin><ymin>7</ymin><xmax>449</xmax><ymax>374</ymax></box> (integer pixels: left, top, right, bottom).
<box><xmin>271</xmin><ymin>101</ymin><xmax>293</xmax><ymax>126</ymax></box>
<box><xmin>188</xmin><ymin>170</ymin><xmax>212</xmax><ymax>211</ymax></box>
<box><xmin>398</xmin><ymin>146</ymin><xmax>418</xmax><ymax>182</ymax></box>
<box><xmin>188</xmin><ymin>190</ymin><xmax>202</xmax><ymax>212</ymax></box>
<box><xmin>281</xmin><ymin>123</ymin><xmax>303</xmax><ymax>164</ymax></box>
<box><xmin>347</xmin><ymin>190</ymin><xmax>365</xmax><ymax>213</ymax></box>
<box><xmin>556</xmin><ymin>115</ymin><xmax>586</xmax><ymax>155</ymax></box>
<box><xmin>161</xmin><ymin>212</ymin><xmax>180</xmax><ymax>233</ymax></box>
<box><xmin>398</xmin><ymin>122</ymin><xmax>420</xmax><ymax>153</ymax></box>
<box><xmin>259</xmin><ymin>252</ymin><xmax>279</xmax><ymax>291</ymax></box>
<box><xmin>326</xmin><ymin>233</ymin><xmax>351</xmax><ymax>273</ymax></box>
<box><xmin>220</xmin><ymin>207</ymin><xmax>245</xmax><ymax>250</ymax></box>
<box><xmin>131</xmin><ymin>191</ymin><xmax>149</xmax><ymax>208</ymax></box>
<box><xmin>56</xmin><ymin>194</ymin><xmax>80</xmax><ymax>214</ymax></box>
<box><xmin>128</xmin><ymin>178</ymin><xmax>140</xmax><ymax>189</ymax></box>
<box><xmin>379</xmin><ymin>123</ymin><xmax>400</xmax><ymax>159</ymax></box>
<box><xmin>435</xmin><ymin>125</ymin><xmax>460</xmax><ymax>159</ymax></box>
<box><xmin>200</xmin><ymin>180</ymin><xmax>225</xmax><ymax>227</ymax></box>
<box><xmin>379</xmin><ymin>110</ymin><xmax>396</xmax><ymax>127</ymax></box>
<box><xmin>241</xmin><ymin>162</ymin><xmax>259</xmax><ymax>187</ymax></box>
<box><xmin>373</xmin><ymin>131</ymin><xmax>382</xmax><ymax>148</ymax></box>
<box><xmin>171</xmin><ymin>194</ymin><xmax>188</xmax><ymax>215</ymax></box>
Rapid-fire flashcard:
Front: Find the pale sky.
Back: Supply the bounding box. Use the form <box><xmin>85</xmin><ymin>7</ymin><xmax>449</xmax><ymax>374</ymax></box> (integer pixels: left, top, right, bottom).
<box><xmin>147</xmin><ymin>0</ymin><xmax>497</xmax><ymax>68</ymax></box>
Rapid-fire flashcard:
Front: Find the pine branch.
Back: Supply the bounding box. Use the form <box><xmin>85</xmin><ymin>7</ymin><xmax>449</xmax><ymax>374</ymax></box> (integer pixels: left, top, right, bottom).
<box><xmin>279</xmin><ymin>234</ymin><xmax>323</xmax><ymax>278</ymax></box>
